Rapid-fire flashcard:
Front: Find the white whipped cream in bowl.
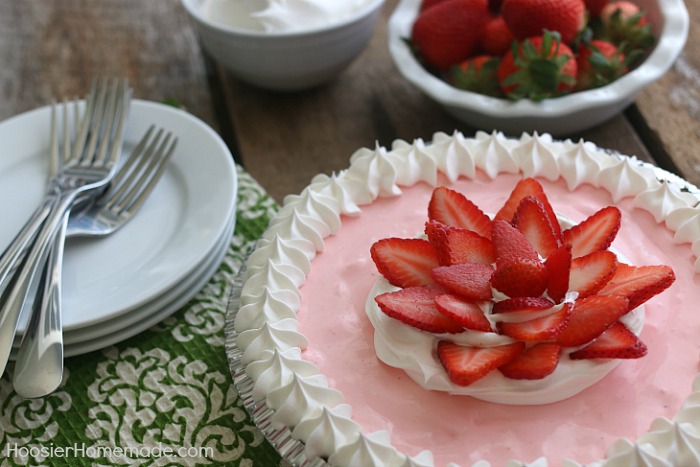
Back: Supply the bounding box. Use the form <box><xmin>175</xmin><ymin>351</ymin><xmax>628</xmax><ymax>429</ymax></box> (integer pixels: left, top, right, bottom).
<box><xmin>180</xmin><ymin>0</ymin><xmax>385</xmax><ymax>90</ymax></box>
<box><xmin>203</xmin><ymin>0</ymin><xmax>378</xmax><ymax>32</ymax></box>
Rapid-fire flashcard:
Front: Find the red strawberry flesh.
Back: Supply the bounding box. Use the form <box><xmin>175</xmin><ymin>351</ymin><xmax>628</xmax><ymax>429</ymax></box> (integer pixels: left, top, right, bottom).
<box><xmin>569</xmin><ymin>250</ymin><xmax>618</xmax><ymax>298</ymax></box>
<box><xmin>556</xmin><ymin>295</ymin><xmax>629</xmax><ymax>347</ymax></box>
<box><xmin>375</xmin><ymin>285</ymin><xmax>464</xmax><ymax>333</ymax></box>
<box><xmin>598</xmin><ymin>263</ymin><xmax>675</xmax><ymax>310</ymax></box>
<box><xmin>494</xmin><ymin>178</ymin><xmax>561</xmax><ymax>240</ymax></box>
<box><xmin>428</xmin><ymin>186</ymin><xmax>493</xmax><ymax>238</ymax></box>
<box><xmin>371</xmin><ymin>237</ymin><xmax>439</xmax><ymax>288</ymax></box>
<box><xmin>498</xmin><ymin>302</ymin><xmax>572</xmax><ymax>342</ymax></box>
<box><xmin>569</xmin><ymin>321</ymin><xmax>647</xmax><ymax>359</ymax></box>
<box><xmin>437</xmin><ymin>341</ymin><xmax>525</xmax><ymax>386</ymax></box>
<box><xmin>499</xmin><ymin>342</ymin><xmax>561</xmax><ymax>380</ymax></box>
<box><xmin>491</xmin><ymin>259</ymin><xmax>549</xmax><ymax>298</ymax></box>
<box><xmin>435</xmin><ymin>294</ymin><xmax>493</xmax><ymax>332</ymax></box>
<box><xmin>432</xmin><ymin>263</ymin><xmax>494</xmax><ymax>300</ymax></box>
<box><xmin>562</xmin><ymin>206</ymin><xmax>621</xmax><ymax>258</ymax></box>
<box><xmin>545</xmin><ymin>244</ymin><xmax>572</xmax><ymax>303</ymax></box>
<box><xmin>426</xmin><ymin>220</ymin><xmax>496</xmax><ymax>265</ymax></box>
<box><xmin>512</xmin><ymin>196</ymin><xmax>561</xmax><ymax>259</ymax></box>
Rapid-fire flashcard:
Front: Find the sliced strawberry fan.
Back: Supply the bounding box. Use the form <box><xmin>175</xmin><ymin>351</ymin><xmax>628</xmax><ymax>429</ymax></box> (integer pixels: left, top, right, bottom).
<box><xmin>371</xmin><ymin>177</ymin><xmax>675</xmax><ymax>387</ymax></box>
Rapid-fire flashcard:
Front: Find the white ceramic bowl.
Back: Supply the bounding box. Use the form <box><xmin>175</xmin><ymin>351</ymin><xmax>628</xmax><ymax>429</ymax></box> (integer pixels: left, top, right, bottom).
<box><xmin>182</xmin><ymin>0</ymin><xmax>386</xmax><ymax>92</ymax></box>
<box><xmin>388</xmin><ymin>0</ymin><xmax>689</xmax><ymax>136</ymax></box>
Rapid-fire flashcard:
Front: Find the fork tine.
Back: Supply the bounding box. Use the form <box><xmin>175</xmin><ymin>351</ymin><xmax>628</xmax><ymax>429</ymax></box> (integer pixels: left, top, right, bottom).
<box><xmin>48</xmin><ymin>101</ymin><xmax>58</xmax><ymax>179</ymax></box>
<box><xmin>94</xmin><ymin>79</ymin><xmax>126</xmax><ymax>166</ymax></box>
<box><xmin>103</xmin><ymin>79</ymin><xmax>130</xmax><ymax>169</ymax></box>
<box><xmin>71</xmin><ymin>79</ymin><xmax>101</xmax><ymax>165</ymax></box>
<box><xmin>107</xmin><ymin>129</ymin><xmax>177</xmax><ymax>215</ymax></box>
<box><xmin>109</xmin><ymin>125</ymin><xmax>156</xmax><ymax>192</ymax></box>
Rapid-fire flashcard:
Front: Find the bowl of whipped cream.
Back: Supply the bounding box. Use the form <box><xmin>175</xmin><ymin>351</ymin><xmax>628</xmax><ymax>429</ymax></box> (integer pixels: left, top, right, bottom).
<box><xmin>182</xmin><ymin>0</ymin><xmax>386</xmax><ymax>91</ymax></box>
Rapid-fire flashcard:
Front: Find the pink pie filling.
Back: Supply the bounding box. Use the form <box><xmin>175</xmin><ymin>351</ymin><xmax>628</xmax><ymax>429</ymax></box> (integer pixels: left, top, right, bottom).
<box><xmin>296</xmin><ymin>172</ymin><xmax>698</xmax><ymax>466</ymax></box>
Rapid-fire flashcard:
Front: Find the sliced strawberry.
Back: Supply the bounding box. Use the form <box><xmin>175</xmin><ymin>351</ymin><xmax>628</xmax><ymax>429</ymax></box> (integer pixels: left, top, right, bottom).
<box><xmin>370</xmin><ymin>238</ymin><xmax>440</xmax><ymax>288</ymax></box>
<box><xmin>435</xmin><ymin>294</ymin><xmax>493</xmax><ymax>332</ymax></box>
<box><xmin>562</xmin><ymin>206</ymin><xmax>621</xmax><ymax>258</ymax></box>
<box><xmin>492</xmin><ymin>296</ymin><xmax>554</xmax><ymax>313</ymax></box>
<box><xmin>569</xmin><ymin>250</ymin><xmax>618</xmax><ymax>298</ymax></box>
<box><xmin>494</xmin><ymin>178</ymin><xmax>561</xmax><ymax>240</ymax></box>
<box><xmin>425</xmin><ymin>220</ymin><xmax>496</xmax><ymax>265</ymax></box>
<box><xmin>512</xmin><ymin>196</ymin><xmax>560</xmax><ymax>259</ymax></box>
<box><xmin>491</xmin><ymin>219</ymin><xmax>539</xmax><ymax>263</ymax></box>
<box><xmin>569</xmin><ymin>321</ymin><xmax>648</xmax><ymax>359</ymax></box>
<box><xmin>545</xmin><ymin>244</ymin><xmax>572</xmax><ymax>303</ymax></box>
<box><xmin>428</xmin><ymin>186</ymin><xmax>492</xmax><ymax>238</ymax></box>
<box><xmin>499</xmin><ymin>342</ymin><xmax>561</xmax><ymax>380</ymax></box>
<box><xmin>498</xmin><ymin>302</ymin><xmax>572</xmax><ymax>342</ymax></box>
<box><xmin>491</xmin><ymin>259</ymin><xmax>549</xmax><ymax>298</ymax></box>
<box><xmin>375</xmin><ymin>285</ymin><xmax>464</xmax><ymax>334</ymax></box>
<box><xmin>598</xmin><ymin>263</ymin><xmax>675</xmax><ymax>310</ymax></box>
<box><xmin>432</xmin><ymin>263</ymin><xmax>494</xmax><ymax>300</ymax></box>
<box><xmin>437</xmin><ymin>341</ymin><xmax>525</xmax><ymax>386</ymax></box>
<box><xmin>555</xmin><ymin>295</ymin><xmax>629</xmax><ymax>347</ymax></box>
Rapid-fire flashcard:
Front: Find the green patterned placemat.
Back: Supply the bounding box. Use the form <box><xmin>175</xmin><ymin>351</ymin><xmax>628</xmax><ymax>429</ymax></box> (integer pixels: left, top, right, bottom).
<box><xmin>0</xmin><ymin>165</ymin><xmax>286</xmax><ymax>467</ymax></box>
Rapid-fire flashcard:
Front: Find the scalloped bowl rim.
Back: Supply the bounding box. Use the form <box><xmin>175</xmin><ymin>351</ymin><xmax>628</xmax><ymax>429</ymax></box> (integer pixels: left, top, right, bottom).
<box><xmin>388</xmin><ymin>0</ymin><xmax>689</xmax><ymax>119</ymax></box>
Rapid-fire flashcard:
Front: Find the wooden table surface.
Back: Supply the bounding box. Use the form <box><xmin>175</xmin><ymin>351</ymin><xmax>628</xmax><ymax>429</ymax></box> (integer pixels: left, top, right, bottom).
<box><xmin>0</xmin><ymin>0</ymin><xmax>698</xmax><ymax>203</ymax></box>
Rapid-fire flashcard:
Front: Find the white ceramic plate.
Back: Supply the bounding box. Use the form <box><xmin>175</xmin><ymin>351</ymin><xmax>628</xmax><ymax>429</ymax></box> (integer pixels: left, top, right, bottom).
<box><xmin>61</xmin><ymin>208</ymin><xmax>236</xmax><ymax>345</ymax></box>
<box><xmin>0</xmin><ymin>100</ymin><xmax>237</xmax><ymax>332</ymax></box>
<box><xmin>11</xmin><ymin>214</ymin><xmax>233</xmax><ymax>357</ymax></box>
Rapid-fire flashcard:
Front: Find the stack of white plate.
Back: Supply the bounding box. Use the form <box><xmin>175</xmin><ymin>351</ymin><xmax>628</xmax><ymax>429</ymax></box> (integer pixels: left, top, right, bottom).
<box><xmin>0</xmin><ymin>100</ymin><xmax>238</xmax><ymax>357</ymax></box>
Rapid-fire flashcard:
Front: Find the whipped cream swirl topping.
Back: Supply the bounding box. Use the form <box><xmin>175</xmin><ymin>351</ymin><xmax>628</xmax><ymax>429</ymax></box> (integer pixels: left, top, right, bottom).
<box><xmin>234</xmin><ymin>130</ymin><xmax>700</xmax><ymax>466</ymax></box>
<box><xmin>203</xmin><ymin>0</ymin><xmax>376</xmax><ymax>32</ymax></box>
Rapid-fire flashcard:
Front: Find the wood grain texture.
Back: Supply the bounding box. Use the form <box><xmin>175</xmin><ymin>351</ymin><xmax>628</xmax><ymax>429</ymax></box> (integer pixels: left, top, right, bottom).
<box><xmin>0</xmin><ymin>0</ymin><xmax>692</xmax><ymax>203</ymax></box>
<box><xmin>0</xmin><ymin>0</ymin><xmax>216</xmax><ymax>128</ymax></box>
<box><xmin>633</xmin><ymin>0</ymin><xmax>700</xmax><ymax>187</ymax></box>
<box><xmin>219</xmin><ymin>0</ymin><xmax>654</xmax><ymax>201</ymax></box>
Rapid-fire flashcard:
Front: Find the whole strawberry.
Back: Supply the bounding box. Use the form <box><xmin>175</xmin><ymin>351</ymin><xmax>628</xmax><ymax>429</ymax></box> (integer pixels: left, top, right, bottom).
<box><xmin>501</xmin><ymin>0</ymin><xmax>586</xmax><ymax>44</ymax></box>
<box><xmin>480</xmin><ymin>15</ymin><xmax>516</xmax><ymax>56</ymax></box>
<box><xmin>585</xmin><ymin>0</ymin><xmax>610</xmax><ymax>17</ymax></box>
<box><xmin>575</xmin><ymin>39</ymin><xmax>627</xmax><ymax>90</ymax></box>
<box><xmin>600</xmin><ymin>1</ymin><xmax>654</xmax><ymax>55</ymax></box>
<box><xmin>497</xmin><ymin>31</ymin><xmax>577</xmax><ymax>101</ymax></box>
<box><xmin>420</xmin><ymin>0</ymin><xmax>450</xmax><ymax>11</ymax></box>
<box><xmin>411</xmin><ymin>0</ymin><xmax>492</xmax><ymax>71</ymax></box>
<box><xmin>449</xmin><ymin>55</ymin><xmax>503</xmax><ymax>97</ymax></box>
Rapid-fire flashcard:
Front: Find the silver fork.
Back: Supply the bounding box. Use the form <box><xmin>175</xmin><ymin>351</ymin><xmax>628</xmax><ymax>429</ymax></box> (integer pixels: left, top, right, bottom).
<box><xmin>12</xmin><ymin>125</ymin><xmax>177</xmax><ymax>398</ymax></box>
<box><xmin>0</xmin><ymin>79</ymin><xmax>131</xmax><ymax>378</ymax></box>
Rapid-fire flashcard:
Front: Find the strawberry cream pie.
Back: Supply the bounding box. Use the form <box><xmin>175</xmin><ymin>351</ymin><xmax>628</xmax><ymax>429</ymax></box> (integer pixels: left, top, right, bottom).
<box><xmin>232</xmin><ymin>131</ymin><xmax>700</xmax><ymax>466</ymax></box>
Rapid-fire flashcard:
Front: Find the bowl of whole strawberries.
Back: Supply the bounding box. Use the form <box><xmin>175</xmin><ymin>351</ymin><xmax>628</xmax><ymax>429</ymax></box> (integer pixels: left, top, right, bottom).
<box><xmin>388</xmin><ymin>0</ymin><xmax>689</xmax><ymax>135</ymax></box>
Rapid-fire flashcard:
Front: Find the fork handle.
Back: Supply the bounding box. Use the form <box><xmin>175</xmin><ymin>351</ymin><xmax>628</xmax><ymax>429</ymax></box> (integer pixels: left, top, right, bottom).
<box><xmin>0</xmin><ymin>188</ymin><xmax>74</xmax><ymax>377</ymax></box>
<box><xmin>12</xmin><ymin>211</ymin><xmax>67</xmax><ymax>397</ymax></box>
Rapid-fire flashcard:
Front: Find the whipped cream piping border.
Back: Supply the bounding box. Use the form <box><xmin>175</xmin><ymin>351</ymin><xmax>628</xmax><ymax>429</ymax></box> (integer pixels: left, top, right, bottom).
<box><xmin>228</xmin><ymin>130</ymin><xmax>700</xmax><ymax>467</ymax></box>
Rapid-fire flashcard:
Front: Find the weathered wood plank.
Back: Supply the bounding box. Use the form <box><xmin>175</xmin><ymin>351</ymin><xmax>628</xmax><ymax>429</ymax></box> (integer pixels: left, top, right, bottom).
<box><xmin>219</xmin><ymin>0</ymin><xmax>653</xmax><ymax>201</ymax></box>
<box><xmin>0</xmin><ymin>0</ymin><xmax>216</xmax><ymax>130</ymax></box>
<box><xmin>633</xmin><ymin>0</ymin><xmax>700</xmax><ymax>187</ymax></box>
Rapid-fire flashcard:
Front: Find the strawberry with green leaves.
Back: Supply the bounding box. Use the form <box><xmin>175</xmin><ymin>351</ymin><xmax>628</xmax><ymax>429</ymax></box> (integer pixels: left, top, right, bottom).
<box><xmin>497</xmin><ymin>31</ymin><xmax>577</xmax><ymax>101</ymax></box>
<box><xmin>411</xmin><ymin>0</ymin><xmax>492</xmax><ymax>71</ymax></box>
<box><xmin>501</xmin><ymin>0</ymin><xmax>586</xmax><ymax>45</ymax></box>
<box><xmin>575</xmin><ymin>39</ymin><xmax>627</xmax><ymax>90</ymax></box>
<box><xmin>449</xmin><ymin>55</ymin><xmax>503</xmax><ymax>97</ymax></box>
<box><xmin>599</xmin><ymin>1</ymin><xmax>655</xmax><ymax>56</ymax></box>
